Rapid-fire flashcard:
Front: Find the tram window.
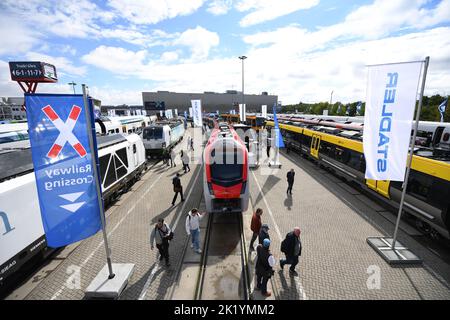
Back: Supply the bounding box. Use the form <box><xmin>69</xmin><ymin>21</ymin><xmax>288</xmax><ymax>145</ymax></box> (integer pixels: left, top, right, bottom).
<box><xmin>117</xmin><ymin>147</ymin><xmax>129</xmax><ymax>167</ymax></box>
<box><xmin>347</xmin><ymin>150</ymin><xmax>363</xmax><ymax>172</ymax></box>
<box><xmin>427</xmin><ymin>179</ymin><xmax>449</xmax><ymax>209</ymax></box>
<box><xmin>104</xmin><ymin>155</ymin><xmax>116</xmax><ymax>188</ymax></box>
<box><xmin>114</xmin><ymin>154</ymin><xmax>127</xmax><ymax>179</ymax></box>
<box><xmin>133</xmin><ymin>144</ymin><xmax>137</xmax><ymax>154</ymax></box>
<box><xmin>407</xmin><ymin>171</ymin><xmax>432</xmax><ymax>202</ymax></box>
<box><xmin>303</xmin><ymin>135</ymin><xmax>312</xmax><ymax>147</ymax></box>
<box><xmin>443</xmin><ymin>133</ymin><xmax>449</xmax><ymax>142</ymax></box>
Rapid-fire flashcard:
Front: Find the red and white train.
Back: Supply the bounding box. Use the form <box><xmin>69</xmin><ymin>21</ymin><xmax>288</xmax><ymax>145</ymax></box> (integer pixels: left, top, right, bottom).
<box><xmin>203</xmin><ymin>122</ymin><xmax>249</xmax><ymax>213</ymax></box>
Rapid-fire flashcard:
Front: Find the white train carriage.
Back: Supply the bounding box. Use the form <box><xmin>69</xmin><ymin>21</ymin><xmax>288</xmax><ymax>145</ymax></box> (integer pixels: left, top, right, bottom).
<box><xmin>142</xmin><ymin>119</ymin><xmax>185</xmax><ymax>158</ymax></box>
<box><xmin>0</xmin><ymin>134</ymin><xmax>146</xmax><ymax>284</ymax></box>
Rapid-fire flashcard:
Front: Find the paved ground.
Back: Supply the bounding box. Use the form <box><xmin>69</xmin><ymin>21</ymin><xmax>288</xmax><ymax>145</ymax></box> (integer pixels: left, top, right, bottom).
<box><xmin>20</xmin><ymin>130</ymin><xmax>203</xmax><ymax>300</ymax></box>
<box><xmin>246</xmin><ymin>150</ymin><xmax>450</xmax><ymax>300</ymax></box>
<box><xmin>7</xmin><ymin>128</ymin><xmax>450</xmax><ymax>300</ymax></box>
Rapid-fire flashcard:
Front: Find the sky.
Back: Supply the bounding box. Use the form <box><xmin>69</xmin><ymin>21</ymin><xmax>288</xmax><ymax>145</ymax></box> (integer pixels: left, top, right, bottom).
<box><xmin>1</xmin><ymin>0</ymin><xmax>450</xmax><ymax>106</ymax></box>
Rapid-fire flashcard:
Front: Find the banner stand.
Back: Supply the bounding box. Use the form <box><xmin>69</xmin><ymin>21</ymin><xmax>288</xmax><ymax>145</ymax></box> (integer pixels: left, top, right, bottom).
<box><xmin>367</xmin><ymin>57</ymin><xmax>429</xmax><ymax>266</ymax></box>
<box><xmin>82</xmin><ymin>84</ymin><xmax>135</xmax><ymax>298</ymax></box>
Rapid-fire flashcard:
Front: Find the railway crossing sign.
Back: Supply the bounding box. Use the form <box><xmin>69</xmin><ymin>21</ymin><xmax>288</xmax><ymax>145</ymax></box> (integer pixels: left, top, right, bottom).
<box><xmin>9</xmin><ymin>61</ymin><xmax>57</xmax><ymax>94</ymax></box>
<box><xmin>25</xmin><ymin>94</ymin><xmax>102</xmax><ymax>247</ymax></box>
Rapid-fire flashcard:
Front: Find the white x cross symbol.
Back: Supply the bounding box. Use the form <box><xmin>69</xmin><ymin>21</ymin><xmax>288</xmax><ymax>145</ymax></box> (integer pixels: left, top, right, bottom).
<box><xmin>42</xmin><ymin>104</ymin><xmax>87</xmax><ymax>158</ymax></box>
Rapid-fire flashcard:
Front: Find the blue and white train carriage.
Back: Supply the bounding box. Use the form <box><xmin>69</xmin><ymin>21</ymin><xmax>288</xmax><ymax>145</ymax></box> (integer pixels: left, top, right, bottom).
<box><xmin>142</xmin><ymin>119</ymin><xmax>185</xmax><ymax>158</ymax></box>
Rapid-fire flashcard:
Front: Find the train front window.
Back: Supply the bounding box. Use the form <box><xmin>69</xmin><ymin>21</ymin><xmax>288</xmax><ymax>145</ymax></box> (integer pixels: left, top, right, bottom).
<box><xmin>210</xmin><ymin>149</ymin><xmax>243</xmax><ymax>182</ymax></box>
<box><xmin>143</xmin><ymin>127</ymin><xmax>163</xmax><ymax>139</ymax></box>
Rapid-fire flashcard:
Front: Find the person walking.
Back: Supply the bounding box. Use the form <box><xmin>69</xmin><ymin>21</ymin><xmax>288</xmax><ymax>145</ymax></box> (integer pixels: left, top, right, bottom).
<box><xmin>162</xmin><ymin>149</ymin><xmax>170</xmax><ymax>166</ymax></box>
<box><xmin>172</xmin><ymin>173</ymin><xmax>184</xmax><ymax>206</ymax></box>
<box><xmin>280</xmin><ymin>227</ymin><xmax>302</xmax><ymax>276</ymax></box>
<box><xmin>170</xmin><ymin>148</ymin><xmax>177</xmax><ymax>167</ymax></box>
<box><xmin>249</xmin><ymin>208</ymin><xmax>263</xmax><ymax>251</ymax></box>
<box><xmin>190</xmin><ymin>136</ymin><xmax>194</xmax><ymax>151</ymax></box>
<box><xmin>255</xmin><ymin>238</ymin><xmax>275</xmax><ymax>297</ymax></box>
<box><xmin>150</xmin><ymin>218</ymin><xmax>172</xmax><ymax>267</ymax></box>
<box><xmin>185</xmin><ymin>208</ymin><xmax>206</xmax><ymax>254</ymax></box>
<box><xmin>181</xmin><ymin>150</ymin><xmax>190</xmax><ymax>173</ymax></box>
<box><xmin>286</xmin><ymin>169</ymin><xmax>295</xmax><ymax>194</ymax></box>
<box><xmin>258</xmin><ymin>223</ymin><xmax>270</xmax><ymax>245</ymax></box>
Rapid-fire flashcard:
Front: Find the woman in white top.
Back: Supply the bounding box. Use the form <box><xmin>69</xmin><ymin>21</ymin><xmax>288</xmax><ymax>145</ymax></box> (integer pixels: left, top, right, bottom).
<box><xmin>185</xmin><ymin>208</ymin><xmax>205</xmax><ymax>253</ymax></box>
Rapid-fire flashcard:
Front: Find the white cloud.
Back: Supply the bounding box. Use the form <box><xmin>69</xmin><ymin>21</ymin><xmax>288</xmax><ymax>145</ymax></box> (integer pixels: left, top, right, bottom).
<box><xmin>160</xmin><ymin>51</ymin><xmax>180</xmax><ymax>62</ymax></box>
<box><xmin>79</xmin><ymin>26</ymin><xmax>450</xmax><ymax>105</ymax></box>
<box><xmin>173</xmin><ymin>26</ymin><xmax>220</xmax><ymax>60</ymax></box>
<box><xmin>0</xmin><ymin>17</ymin><xmax>40</xmax><ymax>56</ymax></box>
<box><xmin>107</xmin><ymin>0</ymin><xmax>205</xmax><ymax>25</ymax></box>
<box><xmin>26</xmin><ymin>52</ymin><xmax>87</xmax><ymax>76</ymax></box>
<box><xmin>207</xmin><ymin>0</ymin><xmax>233</xmax><ymax>15</ymax></box>
<box><xmin>82</xmin><ymin>46</ymin><xmax>147</xmax><ymax>75</ymax></box>
<box><xmin>236</xmin><ymin>0</ymin><xmax>319</xmax><ymax>27</ymax></box>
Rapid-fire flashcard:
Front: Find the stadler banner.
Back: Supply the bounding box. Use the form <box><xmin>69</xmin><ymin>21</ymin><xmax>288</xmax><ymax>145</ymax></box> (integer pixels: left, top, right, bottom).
<box><xmin>191</xmin><ymin>99</ymin><xmax>202</xmax><ymax>127</ymax></box>
<box><xmin>25</xmin><ymin>94</ymin><xmax>102</xmax><ymax>247</ymax></box>
<box><xmin>363</xmin><ymin>62</ymin><xmax>422</xmax><ymax>181</ymax></box>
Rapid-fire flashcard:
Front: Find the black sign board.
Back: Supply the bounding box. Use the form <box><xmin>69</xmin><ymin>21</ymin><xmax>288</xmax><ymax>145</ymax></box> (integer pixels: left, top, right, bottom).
<box><xmin>9</xmin><ymin>61</ymin><xmax>57</xmax><ymax>83</ymax></box>
<box><xmin>144</xmin><ymin>101</ymin><xmax>165</xmax><ymax>111</ymax></box>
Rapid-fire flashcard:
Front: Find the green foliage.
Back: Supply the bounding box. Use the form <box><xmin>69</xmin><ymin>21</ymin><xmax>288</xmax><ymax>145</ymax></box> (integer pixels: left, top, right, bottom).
<box><xmin>282</xmin><ymin>94</ymin><xmax>448</xmax><ymax>121</ymax></box>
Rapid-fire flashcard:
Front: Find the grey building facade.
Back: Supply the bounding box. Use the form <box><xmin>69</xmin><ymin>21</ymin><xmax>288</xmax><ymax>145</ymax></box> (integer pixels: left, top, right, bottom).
<box><xmin>142</xmin><ymin>90</ymin><xmax>277</xmax><ymax>114</ymax></box>
<box><xmin>0</xmin><ymin>97</ymin><xmax>26</xmax><ymax>121</ymax></box>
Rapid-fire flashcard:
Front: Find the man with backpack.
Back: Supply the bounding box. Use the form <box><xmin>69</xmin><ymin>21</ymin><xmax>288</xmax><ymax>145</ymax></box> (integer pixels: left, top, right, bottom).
<box><xmin>185</xmin><ymin>208</ymin><xmax>206</xmax><ymax>254</ymax></box>
<box><xmin>172</xmin><ymin>173</ymin><xmax>184</xmax><ymax>206</ymax></box>
<box><xmin>258</xmin><ymin>223</ymin><xmax>270</xmax><ymax>245</ymax></box>
<box><xmin>150</xmin><ymin>218</ymin><xmax>173</xmax><ymax>267</ymax></box>
<box><xmin>255</xmin><ymin>238</ymin><xmax>275</xmax><ymax>297</ymax></box>
<box><xmin>280</xmin><ymin>227</ymin><xmax>302</xmax><ymax>275</ymax></box>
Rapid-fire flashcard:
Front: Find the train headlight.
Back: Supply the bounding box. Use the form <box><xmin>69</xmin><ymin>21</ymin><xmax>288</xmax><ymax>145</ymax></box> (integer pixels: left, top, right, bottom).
<box><xmin>162</xmin><ymin>142</ymin><xmax>166</xmax><ymax>147</ymax></box>
<box><xmin>240</xmin><ymin>181</ymin><xmax>247</xmax><ymax>194</ymax></box>
<box><xmin>207</xmin><ymin>182</ymin><xmax>214</xmax><ymax>195</ymax></box>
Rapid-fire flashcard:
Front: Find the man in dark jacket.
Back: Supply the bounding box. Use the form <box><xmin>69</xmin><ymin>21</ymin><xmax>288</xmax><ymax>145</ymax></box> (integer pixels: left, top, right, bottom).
<box><xmin>280</xmin><ymin>227</ymin><xmax>302</xmax><ymax>275</ymax></box>
<box><xmin>172</xmin><ymin>173</ymin><xmax>184</xmax><ymax>206</ymax></box>
<box><xmin>255</xmin><ymin>238</ymin><xmax>275</xmax><ymax>297</ymax></box>
<box><xmin>286</xmin><ymin>169</ymin><xmax>295</xmax><ymax>194</ymax></box>
<box><xmin>258</xmin><ymin>223</ymin><xmax>270</xmax><ymax>245</ymax></box>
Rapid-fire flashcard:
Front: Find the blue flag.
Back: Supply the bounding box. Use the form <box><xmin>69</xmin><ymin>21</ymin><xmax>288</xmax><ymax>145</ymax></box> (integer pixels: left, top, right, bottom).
<box><xmin>356</xmin><ymin>101</ymin><xmax>362</xmax><ymax>115</ymax></box>
<box><xmin>25</xmin><ymin>94</ymin><xmax>102</xmax><ymax>248</ymax></box>
<box><xmin>438</xmin><ymin>98</ymin><xmax>447</xmax><ymax>122</ymax></box>
<box><xmin>272</xmin><ymin>104</ymin><xmax>285</xmax><ymax>148</ymax></box>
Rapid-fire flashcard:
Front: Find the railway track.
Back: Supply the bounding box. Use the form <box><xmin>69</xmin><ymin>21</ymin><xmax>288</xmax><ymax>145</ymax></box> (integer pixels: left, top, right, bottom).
<box><xmin>195</xmin><ymin>212</ymin><xmax>251</xmax><ymax>300</ymax></box>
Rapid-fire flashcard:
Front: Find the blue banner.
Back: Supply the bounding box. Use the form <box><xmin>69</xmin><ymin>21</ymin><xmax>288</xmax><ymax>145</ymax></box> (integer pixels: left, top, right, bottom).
<box><xmin>272</xmin><ymin>104</ymin><xmax>285</xmax><ymax>148</ymax></box>
<box><xmin>25</xmin><ymin>94</ymin><xmax>102</xmax><ymax>247</ymax></box>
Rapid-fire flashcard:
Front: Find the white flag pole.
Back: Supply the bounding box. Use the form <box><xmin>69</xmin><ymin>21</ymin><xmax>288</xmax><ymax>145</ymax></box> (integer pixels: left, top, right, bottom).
<box><xmin>82</xmin><ymin>84</ymin><xmax>115</xmax><ymax>279</ymax></box>
<box><xmin>391</xmin><ymin>56</ymin><xmax>429</xmax><ymax>250</ymax></box>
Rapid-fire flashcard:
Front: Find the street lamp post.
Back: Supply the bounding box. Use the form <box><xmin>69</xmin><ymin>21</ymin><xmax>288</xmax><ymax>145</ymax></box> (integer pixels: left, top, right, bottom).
<box><xmin>239</xmin><ymin>55</ymin><xmax>247</xmax><ymax>122</ymax></box>
<box><xmin>68</xmin><ymin>81</ymin><xmax>77</xmax><ymax>94</ymax></box>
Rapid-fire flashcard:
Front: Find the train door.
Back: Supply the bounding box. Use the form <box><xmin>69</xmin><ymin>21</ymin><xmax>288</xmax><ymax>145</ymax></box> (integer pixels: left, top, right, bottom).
<box><xmin>310</xmin><ymin>134</ymin><xmax>321</xmax><ymax>158</ymax></box>
<box><xmin>366</xmin><ymin>179</ymin><xmax>390</xmax><ymax>198</ymax></box>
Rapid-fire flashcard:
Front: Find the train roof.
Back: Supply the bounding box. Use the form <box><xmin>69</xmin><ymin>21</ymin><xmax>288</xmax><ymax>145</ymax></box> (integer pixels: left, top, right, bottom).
<box><xmin>0</xmin><ymin>148</ymin><xmax>33</xmax><ymax>182</ymax></box>
<box><xmin>97</xmin><ymin>134</ymin><xmax>127</xmax><ymax>149</ymax></box>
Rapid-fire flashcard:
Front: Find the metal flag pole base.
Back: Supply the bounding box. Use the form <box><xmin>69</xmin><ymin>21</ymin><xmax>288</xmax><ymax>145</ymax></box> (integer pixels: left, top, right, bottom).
<box><xmin>367</xmin><ymin>237</ymin><xmax>422</xmax><ymax>265</ymax></box>
<box><xmin>85</xmin><ymin>263</ymin><xmax>135</xmax><ymax>299</ymax></box>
